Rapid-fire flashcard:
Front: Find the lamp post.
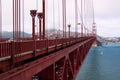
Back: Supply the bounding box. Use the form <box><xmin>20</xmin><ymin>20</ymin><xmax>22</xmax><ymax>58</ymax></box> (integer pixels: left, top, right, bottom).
<box><xmin>30</xmin><ymin>10</ymin><xmax>37</xmax><ymax>56</ymax></box>
<box><xmin>77</xmin><ymin>23</ymin><xmax>81</xmax><ymax>37</ymax></box>
<box><xmin>30</xmin><ymin>10</ymin><xmax>37</xmax><ymax>39</ymax></box>
<box><xmin>68</xmin><ymin>24</ymin><xmax>71</xmax><ymax>38</ymax></box>
<box><xmin>37</xmin><ymin>13</ymin><xmax>43</xmax><ymax>40</ymax></box>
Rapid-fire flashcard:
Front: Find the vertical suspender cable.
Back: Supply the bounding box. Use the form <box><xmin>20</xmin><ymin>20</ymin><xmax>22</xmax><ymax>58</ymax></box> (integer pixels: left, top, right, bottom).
<box><xmin>86</xmin><ymin>0</ymin><xmax>90</xmax><ymax>34</ymax></box>
<box><xmin>12</xmin><ymin>0</ymin><xmax>15</xmax><ymax>68</ymax></box>
<box><xmin>14</xmin><ymin>0</ymin><xmax>15</xmax><ymax>39</ymax></box>
<box><xmin>88</xmin><ymin>0</ymin><xmax>91</xmax><ymax>34</ymax></box>
<box><xmin>53</xmin><ymin>0</ymin><xmax>55</xmax><ymax>36</ymax></box>
<box><xmin>91</xmin><ymin>0</ymin><xmax>93</xmax><ymax>33</ymax></box>
<box><xmin>64</xmin><ymin>0</ymin><xmax>66</xmax><ymax>38</ymax></box>
<box><xmin>36</xmin><ymin>0</ymin><xmax>39</xmax><ymax>37</ymax></box>
<box><xmin>13</xmin><ymin>0</ymin><xmax>20</xmax><ymax>39</ymax></box>
<box><xmin>57</xmin><ymin>0</ymin><xmax>60</xmax><ymax>38</ymax></box>
<box><xmin>19</xmin><ymin>0</ymin><xmax>22</xmax><ymax>66</ymax></box>
<box><xmin>22</xmin><ymin>0</ymin><xmax>24</xmax><ymax>38</ymax></box>
<box><xmin>43</xmin><ymin>0</ymin><xmax>45</xmax><ymax>39</ymax></box>
<box><xmin>0</xmin><ymin>5</ymin><xmax>1</xmax><ymax>38</ymax></box>
<box><xmin>58</xmin><ymin>0</ymin><xmax>60</xmax><ymax>30</ymax></box>
<box><xmin>16</xmin><ymin>0</ymin><xmax>18</xmax><ymax>65</ymax></box>
<box><xmin>75</xmin><ymin>0</ymin><xmax>78</xmax><ymax>37</ymax></box>
<box><xmin>46</xmin><ymin>0</ymin><xmax>48</xmax><ymax>39</ymax></box>
<box><xmin>87</xmin><ymin>0</ymin><xmax>89</xmax><ymax>35</ymax></box>
<box><xmin>91</xmin><ymin>0</ymin><xmax>96</xmax><ymax>35</ymax></box>
<box><xmin>62</xmin><ymin>0</ymin><xmax>64</xmax><ymax>38</ymax></box>
<box><xmin>13</xmin><ymin>0</ymin><xmax>14</xmax><ymax>39</ymax></box>
<box><xmin>81</xmin><ymin>0</ymin><xmax>83</xmax><ymax>36</ymax></box>
<box><xmin>84</xmin><ymin>0</ymin><xmax>87</xmax><ymax>36</ymax></box>
<box><xmin>18</xmin><ymin>0</ymin><xmax>19</xmax><ymax>38</ymax></box>
<box><xmin>62</xmin><ymin>0</ymin><xmax>66</xmax><ymax>38</ymax></box>
<box><xmin>92</xmin><ymin>0</ymin><xmax>95</xmax><ymax>23</ymax></box>
<box><xmin>68</xmin><ymin>0</ymin><xmax>69</xmax><ymax>24</ymax></box>
<box><xmin>14</xmin><ymin>0</ymin><xmax>17</xmax><ymax>39</ymax></box>
<box><xmin>16</xmin><ymin>0</ymin><xmax>18</xmax><ymax>39</ymax></box>
<box><xmin>19</xmin><ymin>0</ymin><xmax>21</xmax><ymax>39</ymax></box>
<box><xmin>16</xmin><ymin>0</ymin><xmax>17</xmax><ymax>39</ymax></box>
<box><xmin>88</xmin><ymin>0</ymin><xmax>91</xmax><ymax>33</ymax></box>
<box><xmin>88</xmin><ymin>0</ymin><xmax>92</xmax><ymax>33</ymax></box>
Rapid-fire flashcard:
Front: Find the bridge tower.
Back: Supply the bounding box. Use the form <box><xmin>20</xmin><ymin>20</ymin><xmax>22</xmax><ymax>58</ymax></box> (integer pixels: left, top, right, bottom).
<box><xmin>92</xmin><ymin>22</ymin><xmax>97</xmax><ymax>37</ymax></box>
<box><xmin>92</xmin><ymin>22</ymin><xmax>97</xmax><ymax>47</ymax></box>
<box><xmin>0</xmin><ymin>0</ymin><xmax>96</xmax><ymax>80</ymax></box>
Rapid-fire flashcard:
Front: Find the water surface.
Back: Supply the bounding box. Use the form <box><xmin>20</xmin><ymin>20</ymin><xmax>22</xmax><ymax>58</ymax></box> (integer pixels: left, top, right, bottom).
<box><xmin>76</xmin><ymin>44</ymin><xmax>120</xmax><ymax>80</ymax></box>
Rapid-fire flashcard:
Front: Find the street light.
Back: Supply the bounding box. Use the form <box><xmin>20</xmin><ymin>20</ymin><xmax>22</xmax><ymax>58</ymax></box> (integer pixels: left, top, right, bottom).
<box><xmin>68</xmin><ymin>24</ymin><xmax>71</xmax><ymax>38</ymax></box>
<box><xmin>37</xmin><ymin>13</ymin><xmax>43</xmax><ymax>40</ymax></box>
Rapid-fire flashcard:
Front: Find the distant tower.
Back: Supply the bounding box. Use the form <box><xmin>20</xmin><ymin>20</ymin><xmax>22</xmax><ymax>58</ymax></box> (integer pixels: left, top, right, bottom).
<box><xmin>92</xmin><ymin>22</ymin><xmax>97</xmax><ymax>37</ymax></box>
<box><xmin>91</xmin><ymin>0</ymin><xmax>96</xmax><ymax>37</ymax></box>
<box><xmin>92</xmin><ymin>22</ymin><xmax>97</xmax><ymax>47</ymax></box>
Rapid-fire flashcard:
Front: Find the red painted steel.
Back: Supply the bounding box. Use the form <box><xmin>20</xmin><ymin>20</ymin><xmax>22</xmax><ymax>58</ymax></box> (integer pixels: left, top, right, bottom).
<box><xmin>0</xmin><ymin>37</ymin><xmax>86</xmax><ymax>69</ymax></box>
<box><xmin>37</xmin><ymin>13</ymin><xmax>43</xmax><ymax>40</ymax></box>
<box><xmin>0</xmin><ymin>0</ymin><xmax>2</xmax><ymax>38</ymax></box>
<box><xmin>43</xmin><ymin>0</ymin><xmax>45</xmax><ymax>39</ymax></box>
<box><xmin>0</xmin><ymin>0</ymin><xmax>97</xmax><ymax>79</ymax></box>
<box><xmin>0</xmin><ymin>37</ymin><xmax>95</xmax><ymax>80</ymax></box>
<box><xmin>92</xmin><ymin>22</ymin><xmax>97</xmax><ymax>36</ymax></box>
<box><xmin>68</xmin><ymin>24</ymin><xmax>71</xmax><ymax>38</ymax></box>
<box><xmin>0</xmin><ymin>37</ymin><xmax>90</xmax><ymax>58</ymax></box>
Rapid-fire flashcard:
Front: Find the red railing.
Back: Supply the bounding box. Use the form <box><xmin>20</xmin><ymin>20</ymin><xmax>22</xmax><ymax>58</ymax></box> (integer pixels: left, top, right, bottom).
<box><xmin>0</xmin><ymin>37</ymin><xmax>93</xmax><ymax>58</ymax></box>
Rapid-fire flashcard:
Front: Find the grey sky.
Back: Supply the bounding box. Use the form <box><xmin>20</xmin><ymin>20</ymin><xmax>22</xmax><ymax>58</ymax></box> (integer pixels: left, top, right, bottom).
<box><xmin>1</xmin><ymin>0</ymin><xmax>120</xmax><ymax>37</ymax></box>
<box><xmin>94</xmin><ymin>0</ymin><xmax>120</xmax><ymax>37</ymax></box>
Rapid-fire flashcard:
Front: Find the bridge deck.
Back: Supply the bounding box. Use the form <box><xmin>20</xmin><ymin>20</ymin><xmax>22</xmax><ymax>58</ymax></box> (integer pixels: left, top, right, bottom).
<box><xmin>0</xmin><ymin>37</ymin><xmax>95</xmax><ymax>80</ymax></box>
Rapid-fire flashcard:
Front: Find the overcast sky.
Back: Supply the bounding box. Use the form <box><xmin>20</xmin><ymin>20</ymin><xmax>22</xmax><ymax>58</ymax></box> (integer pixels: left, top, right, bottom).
<box><xmin>93</xmin><ymin>0</ymin><xmax>120</xmax><ymax>37</ymax></box>
<box><xmin>1</xmin><ymin>0</ymin><xmax>120</xmax><ymax>37</ymax></box>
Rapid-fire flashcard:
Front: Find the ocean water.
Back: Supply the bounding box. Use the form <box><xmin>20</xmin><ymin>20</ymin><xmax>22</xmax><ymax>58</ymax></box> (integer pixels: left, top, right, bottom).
<box><xmin>76</xmin><ymin>43</ymin><xmax>120</xmax><ymax>80</ymax></box>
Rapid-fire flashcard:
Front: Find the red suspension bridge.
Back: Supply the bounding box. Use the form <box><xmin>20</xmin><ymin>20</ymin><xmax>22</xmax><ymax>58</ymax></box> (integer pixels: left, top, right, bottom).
<box><xmin>0</xmin><ymin>0</ymin><xmax>96</xmax><ymax>80</ymax></box>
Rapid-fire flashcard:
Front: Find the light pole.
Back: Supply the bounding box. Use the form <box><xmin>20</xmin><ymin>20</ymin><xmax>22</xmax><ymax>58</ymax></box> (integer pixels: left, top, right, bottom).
<box><xmin>30</xmin><ymin>10</ymin><xmax>37</xmax><ymax>56</ymax></box>
<box><xmin>37</xmin><ymin>13</ymin><xmax>43</xmax><ymax>40</ymax></box>
<box><xmin>30</xmin><ymin>10</ymin><xmax>37</xmax><ymax>40</ymax></box>
<box><xmin>68</xmin><ymin>24</ymin><xmax>71</xmax><ymax>38</ymax></box>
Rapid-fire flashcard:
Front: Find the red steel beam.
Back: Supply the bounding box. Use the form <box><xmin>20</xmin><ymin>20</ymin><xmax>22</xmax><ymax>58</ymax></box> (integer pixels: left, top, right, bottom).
<box><xmin>0</xmin><ymin>37</ymin><xmax>94</xmax><ymax>72</ymax></box>
<box><xmin>0</xmin><ymin>37</ymin><xmax>93</xmax><ymax>58</ymax></box>
<box><xmin>0</xmin><ymin>0</ymin><xmax>2</xmax><ymax>38</ymax></box>
<box><xmin>43</xmin><ymin>0</ymin><xmax>45</xmax><ymax>39</ymax></box>
<box><xmin>0</xmin><ymin>37</ymin><xmax>95</xmax><ymax>80</ymax></box>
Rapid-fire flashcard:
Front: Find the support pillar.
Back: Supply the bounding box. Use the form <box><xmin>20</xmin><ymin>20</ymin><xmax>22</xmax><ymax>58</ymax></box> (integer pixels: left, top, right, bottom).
<box><xmin>37</xmin><ymin>13</ymin><xmax>43</xmax><ymax>40</ymax></box>
<box><xmin>30</xmin><ymin>10</ymin><xmax>37</xmax><ymax>39</ymax></box>
<box><xmin>30</xmin><ymin>10</ymin><xmax>37</xmax><ymax>55</ymax></box>
<box><xmin>68</xmin><ymin>24</ymin><xmax>71</xmax><ymax>38</ymax></box>
<box><xmin>43</xmin><ymin>0</ymin><xmax>45</xmax><ymax>39</ymax></box>
<box><xmin>92</xmin><ymin>22</ymin><xmax>97</xmax><ymax>36</ymax></box>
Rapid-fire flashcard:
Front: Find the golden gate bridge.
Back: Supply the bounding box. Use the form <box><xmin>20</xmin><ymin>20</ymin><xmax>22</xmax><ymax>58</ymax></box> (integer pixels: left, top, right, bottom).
<box><xmin>0</xmin><ymin>0</ymin><xmax>96</xmax><ymax>80</ymax></box>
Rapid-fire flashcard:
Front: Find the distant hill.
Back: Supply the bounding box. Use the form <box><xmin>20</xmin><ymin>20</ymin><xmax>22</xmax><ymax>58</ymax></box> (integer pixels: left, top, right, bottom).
<box><xmin>45</xmin><ymin>29</ymin><xmax>76</xmax><ymax>39</ymax></box>
<box><xmin>97</xmin><ymin>36</ymin><xmax>120</xmax><ymax>46</ymax></box>
<box><xmin>2</xmin><ymin>31</ymin><xmax>31</xmax><ymax>38</ymax></box>
<box><xmin>2</xmin><ymin>30</ymin><xmax>120</xmax><ymax>46</ymax></box>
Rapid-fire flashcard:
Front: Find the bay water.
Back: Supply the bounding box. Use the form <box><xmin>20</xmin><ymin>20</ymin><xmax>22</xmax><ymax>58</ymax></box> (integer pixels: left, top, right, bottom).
<box><xmin>76</xmin><ymin>43</ymin><xmax>120</xmax><ymax>80</ymax></box>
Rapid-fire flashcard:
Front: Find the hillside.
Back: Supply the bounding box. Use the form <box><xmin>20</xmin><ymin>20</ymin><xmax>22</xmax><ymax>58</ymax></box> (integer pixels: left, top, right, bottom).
<box><xmin>97</xmin><ymin>36</ymin><xmax>120</xmax><ymax>46</ymax></box>
<box><xmin>1</xmin><ymin>31</ymin><xmax>120</xmax><ymax>46</ymax></box>
<box><xmin>2</xmin><ymin>31</ymin><xmax>31</xmax><ymax>38</ymax></box>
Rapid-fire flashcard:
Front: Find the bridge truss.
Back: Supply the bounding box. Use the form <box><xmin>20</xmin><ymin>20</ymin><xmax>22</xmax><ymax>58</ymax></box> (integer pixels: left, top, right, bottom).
<box><xmin>0</xmin><ymin>0</ymin><xmax>96</xmax><ymax>80</ymax></box>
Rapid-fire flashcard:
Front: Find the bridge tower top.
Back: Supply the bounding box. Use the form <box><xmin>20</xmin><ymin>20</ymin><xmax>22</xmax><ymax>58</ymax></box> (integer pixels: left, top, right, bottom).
<box><xmin>92</xmin><ymin>22</ymin><xmax>97</xmax><ymax>37</ymax></box>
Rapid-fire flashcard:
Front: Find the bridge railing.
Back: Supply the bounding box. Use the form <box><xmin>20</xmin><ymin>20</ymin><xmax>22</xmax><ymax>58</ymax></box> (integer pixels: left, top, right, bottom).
<box><xmin>0</xmin><ymin>42</ymin><xmax>12</xmax><ymax>57</ymax></box>
<box><xmin>0</xmin><ymin>41</ymin><xmax>34</xmax><ymax>58</ymax></box>
<box><xmin>0</xmin><ymin>37</ymin><xmax>94</xmax><ymax>58</ymax></box>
